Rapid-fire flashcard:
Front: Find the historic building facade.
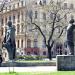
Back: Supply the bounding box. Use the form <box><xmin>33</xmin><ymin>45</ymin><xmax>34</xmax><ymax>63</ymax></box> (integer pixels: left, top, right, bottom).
<box><xmin>0</xmin><ymin>0</ymin><xmax>75</xmax><ymax>58</ymax></box>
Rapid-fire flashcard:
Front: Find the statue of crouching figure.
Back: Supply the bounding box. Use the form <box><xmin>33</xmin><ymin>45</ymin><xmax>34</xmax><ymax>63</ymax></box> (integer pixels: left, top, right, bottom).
<box><xmin>2</xmin><ymin>21</ymin><xmax>16</xmax><ymax>60</ymax></box>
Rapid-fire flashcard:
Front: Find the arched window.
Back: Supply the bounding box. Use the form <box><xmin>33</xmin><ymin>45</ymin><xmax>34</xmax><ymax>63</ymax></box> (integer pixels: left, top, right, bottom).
<box><xmin>43</xmin><ymin>0</ymin><xmax>46</xmax><ymax>5</ymax></box>
<box><xmin>5</xmin><ymin>17</ymin><xmax>7</xmax><ymax>25</ymax></box>
<box><xmin>13</xmin><ymin>15</ymin><xmax>15</xmax><ymax>23</ymax></box>
<box><xmin>27</xmin><ymin>39</ymin><xmax>31</xmax><ymax>48</ymax></box>
<box><xmin>17</xmin><ymin>24</ymin><xmax>20</xmax><ymax>34</ymax></box>
<box><xmin>21</xmin><ymin>12</ymin><xmax>24</xmax><ymax>21</ymax></box>
<box><xmin>34</xmin><ymin>39</ymin><xmax>38</xmax><ymax>48</ymax></box>
<box><xmin>21</xmin><ymin>24</ymin><xmax>24</xmax><ymax>33</ymax></box>
<box><xmin>17</xmin><ymin>40</ymin><xmax>19</xmax><ymax>48</ymax></box>
<box><xmin>56</xmin><ymin>43</ymin><xmax>63</xmax><ymax>55</ymax></box>
<box><xmin>43</xmin><ymin>13</ymin><xmax>46</xmax><ymax>20</ymax></box>
<box><xmin>43</xmin><ymin>51</ymin><xmax>46</xmax><ymax>55</ymax></box>
<box><xmin>9</xmin><ymin>16</ymin><xmax>11</xmax><ymax>21</ymax></box>
<box><xmin>1</xmin><ymin>28</ymin><xmax>3</xmax><ymax>36</ymax></box>
<box><xmin>42</xmin><ymin>40</ymin><xmax>46</xmax><ymax>48</ymax></box>
<box><xmin>1</xmin><ymin>18</ymin><xmax>3</xmax><ymax>25</ymax></box>
<box><xmin>35</xmin><ymin>11</ymin><xmax>38</xmax><ymax>19</ymax></box>
<box><xmin>21</xmin><ymin>39</ymin><xmax>23</xmax><ymax>48</ymax></box>
<box><xmin>17</xmin><ymin>12</ymin><xmax>20</xmax><ymax>22</ymax></box>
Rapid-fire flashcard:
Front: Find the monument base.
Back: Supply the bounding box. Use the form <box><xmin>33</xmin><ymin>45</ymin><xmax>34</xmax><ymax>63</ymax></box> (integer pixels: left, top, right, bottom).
<box><xmin>1</xmin><ymin>60</ymin><xmax>17</xmax><ymax>67</ymax></box>
<box><xmin>57</xmin><ymin>55</ymin><xmax>75</xmax><ymax>71</ymax></box>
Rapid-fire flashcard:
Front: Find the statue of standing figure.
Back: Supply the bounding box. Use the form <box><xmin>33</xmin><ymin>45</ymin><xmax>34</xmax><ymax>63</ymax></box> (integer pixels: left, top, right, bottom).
<box><xmin>2</xmin><ymin>21</ymin><xmax>16</xmax><ymax>60</ymax></box>
<box><xmin>67</xmin><ymin>19</ymin><xmax>75</xmax><ymax>55</ymax></box>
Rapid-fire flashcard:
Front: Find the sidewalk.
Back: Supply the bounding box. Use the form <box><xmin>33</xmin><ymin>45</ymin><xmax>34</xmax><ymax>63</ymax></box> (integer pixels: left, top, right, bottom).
<box><xmin>0</xmin><ymin>66</ymin><xmax>57</xmax><ymax>72</ymax></box>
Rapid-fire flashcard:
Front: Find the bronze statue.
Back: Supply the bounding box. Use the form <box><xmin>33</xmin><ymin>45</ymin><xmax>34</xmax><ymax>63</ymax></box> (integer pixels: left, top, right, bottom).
<box><xmin>67</xmin><ymin>19</ymin><xmax>75</xmax><ymax>55</ymax></box>
<box><xmin>2</xmin><ymin>21</ymin><xmax>16</xmax><ymax>60</ymax></box>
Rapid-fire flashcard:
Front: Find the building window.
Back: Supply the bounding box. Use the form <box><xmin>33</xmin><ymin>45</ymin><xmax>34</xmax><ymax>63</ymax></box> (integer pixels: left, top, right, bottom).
<box><xmin>43</xmin><ymin>0</ymin><xmax>46</xmax><ymax>5</ymax></box>
<box><xmin>5</xmin><ymin>27</ymin><xmax>7</xmax><ymax>33</ymax></box>
<box><xmin>1</xmin><ymin>28</ymin><xmax>3</xmax><ymax>36</ymax></box>
<box><xmin>57</xmin><ymin>2</ymin><xmax>61</xmax><ymax>7</ymax></box>
<box><xmin>64</xmin><ymin>3</ymin><xmax>67</xmax><ymax>9</ymax></box>
<box><xmin>21</xmin><ymin>12</ymin><xmax>24</xmax><ymax>21</ymax></box>
<box><xmin>39</xmin><ymin>0</ymin><xmax>42</xmax><ymax>5</ymax></box>
<box><xmin>6</xmin><ymin>7</ymin><xmax>7</xmax><ymax>11</ymax></box>
<box><xmin>1</xmin><ymin>18</ymin><xmax>3</xmax><ymax>25</ymax></box>
<box><xmin>17</xmin><ymin>24</ymin><xmax>20</xmax><ymax>34</ymax></box>
<box><xmin>9</xmin><ymin>5</ymin><xmax>11</xmax><ymax>10</ymax></box>
<box><xmin>17</xmin><ymin>40</ymin><xmax>19</xmax><ymax>48</ymax></box>
<box><xmin>21</xmin><ymin>39</ymin><xmax>23</xmax><ymax>48</ymax></box>
<box><xmin>42</xmin><ymin>40</ymin><xmax>46</xmax><ymax>48</ymax></box>
<box><xmin>64</xmin><ymin>14</ymin><xmax>67</xmax><ymax>20</ymax></box>
<box><xmin>13</xmin><ymin>15</ymin><xmax>15</xmax><ymax>23</ymax></box>
<box><xmin>43</xmin><ymin>13</ymin><xmax>46</xmax><ymax>20</ymax></box>
<box><xmin>0</xmin><ymin>38</ymin><xmax>1</xmax><ymax>43</ymax></box>
<box><xmin>35</xmin><ymin>11</ymin><xmax>38</xmax><ymax>19</ymax></box>
<box><xmin>29</xmin><ymin>10</ymin><xmax>33</xmax><ymax>21</ymax></box>
<box><xmin>50</xmin><ymin>13</ymin><xmax>54</xmax><ymax>20</ymax></box>
<box><xmin>71</xmin><ymin>15</ymin><xmax>74</xmax><ymax>19</ymax></box>
<box><xmin>5</xmin><ymin>17</ymin><xmax>7</xmax><ymax>25</ymax></box>
<box><xmin>56</xmin><ymin>27</ymin><xmax>60</xmax><ymax>33</ymax></box>
<box><xmin>21</xmin><ymin>24</ymin><xmax>24</xmax><ymax>33</ymax></box>
<box><xmin>56</xmin><ymin>43</ymin><xmax>62</xmax><ymax>55</ymax></box>
<box><xmin>34</xmin><ymin>39</ymin><xmax>38</xmax><ymax>48</ymax></box>
<box><xmin>57</xmin><ymin>14</ymin><xmax>60</xmax><ymax>21</ymax></box>
<box><xmin>43</xmin><ymin>51</ymin><xmax>46</xmax><ymax>55</ymax></box>
<box><xmin>13</xmin><ymin>4</ymin><xmax>15</xmax><ymax>9</ymax></box>
<box><xmin>64</xmin><ymin>42</ymin><xmax>67</xmax><ymax>48</ymax></box>
<box><xmin>17</xmin><ymin>3</ymin><xmax>19</xmax><ymax>7</ymax></box>
<box><xmin>17</xmin><ymin>12</ymin><xmax>20</xmax><ymax>22</ymax></box>
<box><xmin>70</xmin><ymin>4</ymin><xmax>74</xmax><ymax>9</ymax></box>
<box><xmin>21</xmin><ymin>1</ymin><xmax>23</xmax><ymax>7</ymax></box>
<box><xmin>9</xmin><ymin>16</ymin><xmax>11</xmax><ymax>21</ymax></box>
<box><xmin>27</xmin><ymin>39</ymin><xmax>31</xmax><ymax>48</ymax></box>
<box><xmin>27</xmin><ymin>52</ymin><xmax>30</xmax><ymax>55</ymax></box>
<box><xmin>34</xmin><ymin>51</ymin><xmax>38</xmax><ymax>55</ymax></box>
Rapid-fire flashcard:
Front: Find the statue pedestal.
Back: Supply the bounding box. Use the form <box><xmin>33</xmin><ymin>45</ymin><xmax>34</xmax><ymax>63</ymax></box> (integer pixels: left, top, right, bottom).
<box><xmin>1</xmin><ymin>60</ymin><xmax>17</xmax><ymax>67</ymax></box>
<box><xmin>57</xmin><ymin>55</ymin><xmax>75</xmax><ymax>71</ymax></box>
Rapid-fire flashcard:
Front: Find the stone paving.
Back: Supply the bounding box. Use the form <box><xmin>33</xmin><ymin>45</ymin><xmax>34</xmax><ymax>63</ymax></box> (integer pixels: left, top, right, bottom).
<box><xmin>0</xmin><ymin>66</ymin><xmax>57</xmax><ymax>72</ymax></box>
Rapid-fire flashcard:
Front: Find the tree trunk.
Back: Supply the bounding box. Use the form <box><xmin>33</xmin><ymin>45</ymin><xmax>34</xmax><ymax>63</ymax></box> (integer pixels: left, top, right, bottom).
<box><xmin>47</xmin><ymin>46</ymin><xmax>52</xmax><ymax>60</ymax></box>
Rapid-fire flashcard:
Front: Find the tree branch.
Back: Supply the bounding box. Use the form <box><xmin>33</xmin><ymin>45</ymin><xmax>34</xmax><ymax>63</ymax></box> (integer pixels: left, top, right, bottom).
<box><xmin>0</xmin><ymin>0</ymin><xmax>6</xmax><ymax>12</ymax></box>
<box><xmin>50</xmin><ymin>40</ymin><xmax>55</xmax><ymax>49</ymax></box>
<box><xmin>32</xmin><ymin>22</ymin><xmax>47</xmax><ymax>45</ymax></box>
<box><xmin>54</xmin><ymin>25</ymin><xmax>62</xmax><ymax>29</ymax></box>
<box><xmin>48</xmin><ymin>13</ymin><xmax>57</xmax><ymax>45</ymax></box>
<box><xmin>57</xmin><ymin>26</ymin><xmax>67</xmax><ymax>39</ymax></box>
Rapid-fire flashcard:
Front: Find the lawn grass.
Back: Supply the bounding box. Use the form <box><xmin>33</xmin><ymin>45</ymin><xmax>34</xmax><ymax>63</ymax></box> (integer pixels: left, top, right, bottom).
<box><xmin>16</xmin><ymin>60</ymin><xmax>51</xmax><ymax>63</ymax></box>
<box><xmin>0</xmin><ymin>71</ymin><xmax>75</xmax><ymax>75</ymax></box>
<box><xmin>15</xmin><ymin>60</ymin><xmax>56</xmax><ymax>66</ymax></box>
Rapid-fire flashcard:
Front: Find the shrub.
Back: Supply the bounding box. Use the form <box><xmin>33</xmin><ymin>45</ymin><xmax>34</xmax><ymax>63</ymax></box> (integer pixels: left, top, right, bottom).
<box><xmin>16</xmin><ymin>55</ymin><xmax>48</xmax><ymax>60</ymax></box>
<box><xmin>16</xmin><ymin>56</ymin><xmax>24</xmax><ymax>59</ymax></box>
<box><xmin>35</xmin><ymin>56</ymin><xmax>43</xmax><ymax>60</ymax></box>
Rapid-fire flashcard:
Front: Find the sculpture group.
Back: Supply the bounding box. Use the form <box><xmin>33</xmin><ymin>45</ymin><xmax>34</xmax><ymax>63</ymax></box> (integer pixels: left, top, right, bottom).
<box><xmin>2</xmin><ymin>21</ymin><xmax>16</xmax><ymax>60</ymax></box>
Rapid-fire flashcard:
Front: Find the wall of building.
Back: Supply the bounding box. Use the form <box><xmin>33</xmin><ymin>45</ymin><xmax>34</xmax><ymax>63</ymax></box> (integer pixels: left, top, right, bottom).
<box><xmin>0</xmin><ymin>0</ymin><xmax>75</xmax><ymax>57</ymax></box>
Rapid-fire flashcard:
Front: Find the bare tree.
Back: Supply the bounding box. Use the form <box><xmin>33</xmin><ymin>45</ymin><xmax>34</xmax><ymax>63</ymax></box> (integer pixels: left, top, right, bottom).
<box><xmin>27</xmin><ymin>0</ymin><xmax>72</xmax><ymax>60</ymax></box>
<box><xmin>0</xmin><ymin>0</ymin><xmax>8</xmax><ymax>12</ymax></box>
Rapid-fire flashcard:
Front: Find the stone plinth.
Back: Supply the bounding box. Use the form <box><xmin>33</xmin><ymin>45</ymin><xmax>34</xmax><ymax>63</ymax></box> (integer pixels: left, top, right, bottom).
<box><xmin>57</xmin><ymin>55</ymin><xmax>75</xmax><ymax>71</ymax></box>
